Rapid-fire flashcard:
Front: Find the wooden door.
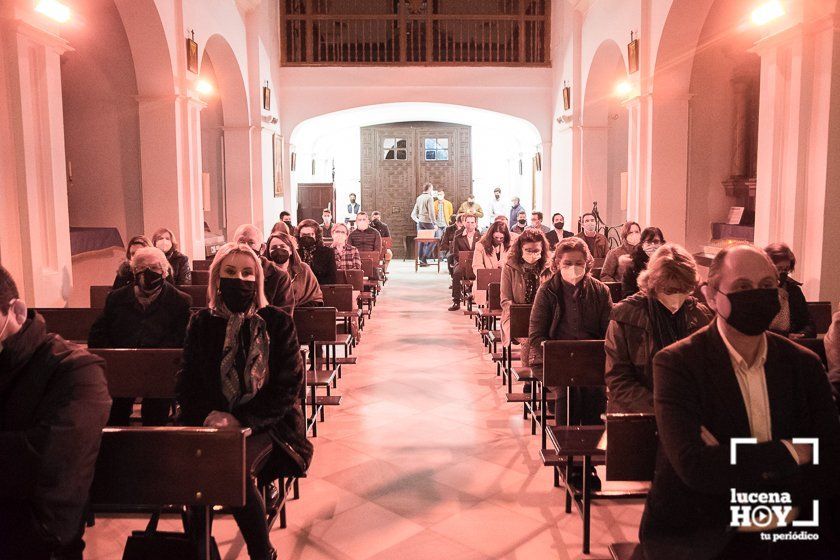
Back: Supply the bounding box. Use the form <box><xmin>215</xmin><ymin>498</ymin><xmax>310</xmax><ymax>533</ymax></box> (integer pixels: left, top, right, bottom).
<box><xmin>297</xmin><ymin>183</ymin><xmax>335</xmax><ymax>224</ymax></box>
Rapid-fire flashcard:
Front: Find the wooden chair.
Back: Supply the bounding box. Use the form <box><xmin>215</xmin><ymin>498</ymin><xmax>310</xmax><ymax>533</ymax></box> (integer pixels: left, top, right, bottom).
<box><xmin>807</xmin><ymin>301</ymin><xmax>833</xmax><ymax>335</ymax></box>
<box><xmin>320</xmin><ymin>284</ymin><xmax>360</xmax><ymax>355</ymax></box>
<box><xmin>36</xmin><ymin>308</ymin><xmax>102</xmax><ymax>343</ymax></box>
<box><xmin>294</xmin><ymin>307</ymin><xmax>342</xmax><ymax>435</ymax></box>
<box><xmin>414</xmin><ymin>236</ymin><xmax>441</xmax><ymax>272</ymax></box>
<box><xmin>191</xmin><ymin>270</ymin><xmax>210</xmax><ymax>285</ymax></box>
<box><xmin>89</xmin><ymin>348</ymin><xmax>182</xmax><ymax>400</ymax></box>
<box><xmin>457</xmin><ymin>250</ymin><xmax>475</xmax><ymax>308</ymax></box>
<box><xmin>89</xmin><ymin>427</ymin><xmax>249</xmax><ymax>560</ymax></box>
<box><xmin>479</xmin><ymin>281</ymin><xmax>503</xmax><ymax>350</ymax></box>
<box><xmin>541</xmin><ymin>339</ymin><xmax>607</xmax><ymax>555</ymax></box>
<box><xmin>338</xmin><ymin>268</ymin><xmax>369</xmax><ymax>320</ymax></box>
<box><xmin>193</xmin><ymin>259</ymin><xmax>213</xmax><ymax>271</ymax></box>
<box><xmin>473</xmin><ymin>268</ymin><xmax>502</xmax><ymax>307</ymax></box>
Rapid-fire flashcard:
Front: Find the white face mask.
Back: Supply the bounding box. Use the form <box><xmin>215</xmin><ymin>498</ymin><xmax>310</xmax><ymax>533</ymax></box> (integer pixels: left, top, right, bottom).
<box><xmin>522</xmin><ymin>252</ymin><xmax>541</xmax><ymax>265</ymax></box>
<box><xmin>437</xmin><ymin>193</ymin><xmax>445</xmax><ymax>200</ymax></box>
<box><xmin>643</xmin><ymin>242</ymin><xmax>660</xmax><ymax>256</ymax></box>
<box><xmin>156</xmin><ymin>239</ymin><xmax>173</xmax><ymax>253</ymax></box>
<box><xmin>560</xmin><ymin>265</ymin><xmax>586</xmax><ymax>285</ymax></box>
<box><xmin>0</xmin><ymin>299</ymin><xmax>17</xmax><ymax>351</ymax></box>
<box><xmin>657</xmin><ymin>292</ymin><xmax>688</xmax><ymax>314</ymax></box>
<box><xmin>627</xmin><ymin>232</ymin><xmax>641</xmax><ymax>246</ymax></box>
<box><xmin>583</xmin><ymin>222</ymin><xmax>596</xmax><ymax>234</ymax></box>
<box><xmin>333</xmin><ymin>233</ymin><xmax>347</xmax><ymax>245</ymax></box>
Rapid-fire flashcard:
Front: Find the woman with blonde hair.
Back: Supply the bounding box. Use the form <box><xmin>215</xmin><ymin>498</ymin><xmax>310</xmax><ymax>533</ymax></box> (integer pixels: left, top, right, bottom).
<box><xmin>151</xmin><ymin>227</ymin><xmax>191</xmax><ymax>285</ymax></box>
<box><xmin>176</xmin><ymin>242</ymin><xmax>312</xmax><ymax>560</ymax></box>
<box><xmin>605</xmin><ymin>243</ymin><xmax>713</xmax><ymax>414</ymax></box>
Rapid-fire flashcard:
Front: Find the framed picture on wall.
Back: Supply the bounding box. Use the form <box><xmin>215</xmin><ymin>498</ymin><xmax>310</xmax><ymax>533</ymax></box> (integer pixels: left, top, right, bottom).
<box><xmin>262</xmin><ymin>85</ymin><xmax>271</xmax><ymax>111</ymax></box>
<box><xmin>627</xmin><ymin>34</ymin><xmax>639</xmax><ymax>74</ymax></box>
<box><xmin>186</xmin><ymin>34</ymin><xmax>199</xmax><ymax>74</ymax></box>
<box><xmin>273</xmin><ymin>134</ymin><xmax>284</xmax><ymax>198</ymax></box>
<box><xmin>562</xmin><ymin>85</ymin><xmax>571</xmax><ymax>111</ymax></box>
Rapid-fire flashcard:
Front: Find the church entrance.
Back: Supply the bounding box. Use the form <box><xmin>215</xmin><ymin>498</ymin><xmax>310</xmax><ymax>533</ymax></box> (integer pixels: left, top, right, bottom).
<box><xmin>360</xmin><ymin>122</ymin><xmax>472</xmax><ymax>258</ymax></box>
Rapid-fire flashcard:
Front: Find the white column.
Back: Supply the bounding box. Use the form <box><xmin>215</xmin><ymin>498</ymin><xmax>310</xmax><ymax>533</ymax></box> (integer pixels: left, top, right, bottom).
<box><xmin>623</xmin><ymin>96</ymin><xmax>644</xmax><ymax>224</ymax></box>
<box><xmin>222</xmin><ymin>125</ymin><xmax>257</xmax><ymax>232</ymax></box>
<box><xmin>752</xmin><ymin>13</ymin><xmax>840</xmax><ymax>304</ymax></box>
<box><xmin>0</xmin><ymin>17</ymin><xmax>73</xmax><ymax>306</ymax></box>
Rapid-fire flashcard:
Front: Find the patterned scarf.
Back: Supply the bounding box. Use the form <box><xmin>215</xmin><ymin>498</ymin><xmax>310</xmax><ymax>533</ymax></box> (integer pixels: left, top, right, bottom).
<box><xmin>522</xmin><ymin>265</ymin><xmax>539</xmax><ymax>304</ymax></box>
<box><xmin>769</xmin><ymin>287</ymin><xmax>791</xmax><ymax>333</ymax></box>
<box><xmin>214</xmin><ymin>305</ymin><xmax>270</xmax><ymax>410</ymax></box>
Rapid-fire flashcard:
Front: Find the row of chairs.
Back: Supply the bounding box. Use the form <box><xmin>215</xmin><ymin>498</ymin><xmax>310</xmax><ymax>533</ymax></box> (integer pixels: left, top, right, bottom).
<box><xmin>35</xmin><ymin>255</ymin><xmax>389</xmax><ymax>559</ymax></box>
<box><xmin>460</xmin><ymin>265</ymin><xmax>834</xmax><ymax>558</ymax></box>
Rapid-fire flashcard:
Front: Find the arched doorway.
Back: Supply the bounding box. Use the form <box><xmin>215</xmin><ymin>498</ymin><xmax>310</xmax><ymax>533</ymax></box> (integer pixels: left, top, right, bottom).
<box><xmin>200</xmin><ymin>34</ymin><xmax>253</xmax><ymax>238</ymax></box>
<box><xmin>581</xmin><ymin>40</ymin><xmax>628</xmax><ymax>230</ymax></box>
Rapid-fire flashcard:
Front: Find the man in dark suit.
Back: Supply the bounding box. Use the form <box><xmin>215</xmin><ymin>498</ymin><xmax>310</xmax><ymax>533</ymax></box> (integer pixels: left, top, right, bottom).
<box><xmin>545</xmin><ymin>212</ymin><xmax>574</xmax><ymax>249</ymax></box>
<box><xmin>448</xmin><ymin>214</ymin><xmax>481</xmax><ymax>311</ymax></box>
<box><xmin>641</xmin><ymin>245</ymin><xmax>840</xmax><ymax>559</ymax></box>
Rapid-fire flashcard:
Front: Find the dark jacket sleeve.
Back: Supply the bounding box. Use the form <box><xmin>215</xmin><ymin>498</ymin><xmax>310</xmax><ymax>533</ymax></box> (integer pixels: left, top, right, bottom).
<box><xmin>601</xmin><ymin>249</ymin><xmax>620</xmax><ymax>282</ymax></box>
<box><xmin>87</xmin><ymin>292</ymin><xmax>117</xmax><ymax>348</ymax></box>
<box><xmin>176</xmin><ymin>312</ymin><xmax>215</xmax><ymax>426</ymax></box>
<box><xmin>605</xmin><ymin>320</ymin><xmax>652</xmax><ymax>413</ymax></box>
<box><xmin>787</xmin><ymin>283</ymin><xmax>816</xmax><ymax>338</ymax></box>
<box><xmin>0</xmin><ymin>349</ymin><xmax>110</xmax><ymax>546</ymax></box>
<box><xmin>597</xmin><ymin>282</ymin><xmax>613</xmax><ymax>335</ymax></box>
<box><xmin>232</xmin><ymin>312</ymin><xmax>305</xmax><ymax>433</ymax></box>
<box><xmin>653</xmin><ymin>347</ymin><xmax>799</xmax><ymax>494</ymax></box>
<box><xmin>528</xmin><ymin>284</ymin><xmax>554</xmax><ymax>366</ymax></box>
<box><xmin>111</xmin><ymin>263</ymin><xmax>132</xmax><ymax>290</ymax></box>
<box><xmin>173</xmin><ymin>253</ymin><xmax>191</xmax><ymax>285</ymax></box>
<box><xmin>172</xmin><ymin>292</ymin><xmax>193</xmax><ymax>347</ymax></box>
<box><xmin>320</xmin><ymin>249</ymin><xmax>338</xmax><ymax>285</ymax></box>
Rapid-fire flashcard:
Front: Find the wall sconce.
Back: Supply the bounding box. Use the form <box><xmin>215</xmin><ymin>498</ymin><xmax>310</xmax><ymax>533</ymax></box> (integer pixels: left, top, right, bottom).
<box><xmin>186</xmin><ymin>30</ymin><xmax>198</xmax><ymax>74</ymax></box>
<box><xmin>562</xmin><ymin>81</ymin><xmax>571</xmax><ymax>111</ymax></box>
<box><xmin>262</xmin><ymin>81</ymin><xmax>271</xmax><ymax>111</ymax></box>
<box><xmin>627</xmin><ymin>31</ymin><xmax>639</xmax><ymax>74</ymax></box>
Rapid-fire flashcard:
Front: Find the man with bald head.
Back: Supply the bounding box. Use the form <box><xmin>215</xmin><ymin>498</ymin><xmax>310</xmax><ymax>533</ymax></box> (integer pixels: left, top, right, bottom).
<box><xmin>234</xmin><ymin>224</ymin><xmax>294</xmax><ymax>314</ymax></box>
<box><xmin>640</xmin><ymin>244</ymin><xmax>840</xmax><ymax>559</ymax></box>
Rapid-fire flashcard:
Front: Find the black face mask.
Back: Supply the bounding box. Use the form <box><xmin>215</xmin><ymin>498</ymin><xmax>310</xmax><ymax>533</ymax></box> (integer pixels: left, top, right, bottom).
<box><xmin>299</xmin><ymin>236</ymin><xmax>317</xmax><ymax>249</ymax></box>
<box><xmin>779</xmin><ymin>271</ymin><xmax>789</xmax><ymax>284</ymax></box>
<box><xmin>721</xmin><ymin>288</ymin><xmax>781</xmax><ymax>336</ymax></box>
<box><xmin>554</xmin><ymin>222</ymin><xmax>564</xmax><ymax>230</ymax></box>
<box><xmin>219</xmin><ymin>278</ymin><xmax>256</xmax><ymax>314</ymax></box>
<box><xmin>283</xmin><ymin>219</ymin><xmax>292</xmax><ymax>226</ymax></box>
<box><xmin>269</xmin><ymin>246</ymin><xmax>291</xmax><ymax>265</ymax></box>
<box><xmin>518</xmin><ymin>219</ymin><xmax>527</xmax><ymax>225</ymax></box>
<box><xmin>135</xmin><ymin>269</ymin><xmax>164</xmax><ymax>292</ymax></box>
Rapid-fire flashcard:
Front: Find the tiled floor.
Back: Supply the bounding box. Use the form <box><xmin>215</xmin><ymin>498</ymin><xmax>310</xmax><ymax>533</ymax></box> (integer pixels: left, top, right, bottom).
<box><xmin>85</xmin><ymin>260</ymin><xmax>643</xmax><ymax>559</ymax></box>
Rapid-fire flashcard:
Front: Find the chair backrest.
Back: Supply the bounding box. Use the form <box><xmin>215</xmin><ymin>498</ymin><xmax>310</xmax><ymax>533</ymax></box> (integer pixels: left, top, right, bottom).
<box><xmin>193</xmin><ymin>259</ymin><xmax>213</xmax><ymax>271</ymax></box>
<box><xmin>487</xmin><ymin>282</ymin><xmax>502</xmax><ymax>311</ymax></box>
<box><xmin>458</xmin><ymin>250</ymin><xmax>473</xmax><ymax>269</ymax></box>
<box><xmin>358</xmin><ymin>251</ymin><xmax>381</xmax><ymax>265</ymax></box>
<box><xmin>293</xmin><ymin>307</ymin><xmax>338</xmax><ymax>343</ymax></box>
<box><xmin>476</xmin><ymin>268</ymin><xmax>502</xmax><ymax>291</ymax></box>
<box><xmin>808</xmin><ymin>301</ymin><xmax>833</xmax><ymax>335</ymax></box>
<box><xmin>338</xmin><ymin>269</ymin><xmax>364</xmax><ymax>291</ymax></box>
<box><xmin>37</xmin><ymin>308</ymin><xmax>101</xmax><ymax>343</ymax></box>
<box><xmin>591</xmin><ymin>267</ymin><xmax>603</xmax><ymax>280</ymax></box>
<box><xmin>605</xmin><ymin>413</ymin><xmax>658</xmax><ymax>481</ymax></box>
<box><xmin>89</xmin><ymin>427</ymin><xmax>249</xmax><ymax>508</ymax></box>
<box><xmin>542</xmin><ymin>340</ymin><xmax>606</xmax><ymax>387</ymax></box>
<box><xmin>191</xmin><ymin>270</ymin><xmax>210</xmax><ymax>285</ymax></box>
<box><xmin>90</xmin><ymin>286</ymin><xmax>111</xmax><ymax>308</ymax></box>
<box><xmin>360</xmin><ymin>258</ymin><xmax>375</xmax><ymax>280</ymax></box>
<box><xmin>795</xmin><ymin>337</ymin><xmax>828</xmax><ymax>368</ymax></box>
<box><xmin>603</xmin><ymin>281</ymin><xmax>623</xmax><ymax>303</ymax></box>
<box><xmin>509</xmin><ymin>304</ymin><xmax>532</xmax><ymax>339</ymax></box>
<box><xmin>89</xmin><ymin>348</ymin><xmax>182</xmax><ymax>399</ymax></box>
<box><xmin>321</xmin><ymin>284</ymin><xmax>354</xmax><ymax>312</ymax></box>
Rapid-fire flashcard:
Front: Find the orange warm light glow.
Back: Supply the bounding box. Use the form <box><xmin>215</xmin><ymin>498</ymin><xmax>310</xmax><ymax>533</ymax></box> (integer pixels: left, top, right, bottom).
<box><xmin>35</xmin><ymin>0</ymin><xmax>71</xmax><ymax>23</ymax></box>
<box><xmin>614</xmin><ymin>81</ymin><xmax>634</xmax><ymax>98</ymax></box>
<box><xmin>195</xmin><ymin>79</ymin><xmax>214</xmax><ymax>96</ymax></box>
<box><xmin>751</xmin><ymin>0</ymin><xmax>785</xmax><ymax>26</ymax></box>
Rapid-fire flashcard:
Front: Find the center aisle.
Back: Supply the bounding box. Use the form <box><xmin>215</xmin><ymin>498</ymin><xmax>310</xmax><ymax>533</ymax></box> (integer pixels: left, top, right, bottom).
<box><xmin>269</xmin><ymin>260</ymin><xmax>642</xmax><ymax>559</ymax></box>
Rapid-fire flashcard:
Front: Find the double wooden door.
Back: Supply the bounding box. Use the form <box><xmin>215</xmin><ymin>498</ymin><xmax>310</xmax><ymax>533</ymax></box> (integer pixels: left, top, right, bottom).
<box><xmin>360</xmin><ymin>122</ymin><xmax>471</xmax><ymax>258</ymax></box>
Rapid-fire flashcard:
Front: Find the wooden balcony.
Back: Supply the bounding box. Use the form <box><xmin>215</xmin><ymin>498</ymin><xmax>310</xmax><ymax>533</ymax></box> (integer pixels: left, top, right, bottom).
<box><xmin>280</xmin><ymin>0</ymin><xmax>550</xmax><ymax>66</ymax></box>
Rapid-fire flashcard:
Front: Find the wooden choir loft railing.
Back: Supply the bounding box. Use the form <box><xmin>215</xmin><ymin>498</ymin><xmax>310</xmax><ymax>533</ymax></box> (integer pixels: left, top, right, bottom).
<box><xmin>279</xmin><ymin>0</ymin><xmax>550</xmax><ymax>66</ymax></box>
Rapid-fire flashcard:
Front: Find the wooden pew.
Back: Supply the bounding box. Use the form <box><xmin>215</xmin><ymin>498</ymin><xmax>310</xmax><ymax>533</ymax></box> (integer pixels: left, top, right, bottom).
<box><xmin>294</xmin><ymin>307</ymin><xmax>342</xmax><ymax>435</ymax></box>
<box><xmin>191</xmin><ymin>270</ymin><xmax>210</xmax><ymax>285</ymax></box>
<box><xmin>193</xmin><ymin>259</ymin><xmax>213</xmax><ymax>271</ymax></box>
<box><xmin>89</xmin><ymin>427</ymin><xmax>249</xmax><ymax>560</ymax></box>
<box><xmin>808</xmin><ymin>301</ymin><xmax>833</xmax><ymax>335</ymax></box>
<box><xmin>337</xmin><ymin>269</ymin><xmax>369</xmax><ymax>320</ymax></box>
<box><xmin>36</xmin><ymin>308</ymin><xmax>101</xmax><ymax>343</ymax></box>
<box><xmin>473</xmin><ymin>267</ymin><xmax>502</xmax><ymax>308</ymax></box>
<box><xmin>480</xmin><ymin>282</ymin><xmax>502</xmax><ymax>351</ymax></box>
<box><xmin>90</xmin><ymin>285</ymin><xmax>208</xmax><ymax>308</ymax></box>
<box><xmin>321</xmin><ymin>284</ymin><xmax>360</xmax><ymax>357</ymax></box>
<box><xmin>89</xmin><ymin>348</ymin><xmax>181</xmax><ymax>400</ymax></box>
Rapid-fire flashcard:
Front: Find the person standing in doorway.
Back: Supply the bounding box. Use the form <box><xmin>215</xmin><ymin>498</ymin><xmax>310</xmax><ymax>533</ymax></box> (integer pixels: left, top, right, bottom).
<box><xmin>489</xmin><ymin>187</ymin><xmax>508</xmax><ymax>220</ymax></box>
<box><xmin>509</xmin><ymin>197</ymin><xmax>526</xmax><ymax>226</ymax></box>
<box><xmin>411</xmin><ymin>182</ymin><xmax>438</xmax><ymax>267</ymax></box>
<box><xmin>434</xmin><ymin>189</ymin><xmax>453</xmax><ymax>239</ymax></box>
<box><xmin>345</xmin><ymin>193</ymin><xmax>361</xmax><ymax>226</ymax></box>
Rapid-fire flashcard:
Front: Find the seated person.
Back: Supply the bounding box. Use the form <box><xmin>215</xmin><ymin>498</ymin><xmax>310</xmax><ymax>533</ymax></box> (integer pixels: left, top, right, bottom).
<box><xmin>320</xmin><ymin>209</ymin><xmax>335</xmax><ymax>240</ymax></box>
<box><xmin>511</xmin><ymin>210</ymin><xmax>529</xmax><ymax>234</ymax></box>
<box><xmin>641</xmin><ymin>244</ymin><xmax>840</xmax><ymax>559</ymax></box>
<box><xmin>529</xmin><ymin>237</ymin><xmax>613</xmax><ymax>488</ymax></box>
<box><xmin>295</xmin><ymin>219</ymin><xmax>337</xmax><ymax>286</ymax></box>
<box><xmin>151</xmin><ymin>227</ymin><xmax>192</xmax><ymax>285</ymax></box>
<box><xmin>176</xmin><ymin>243</ymin><xmax>313</xmax><ymax>560</ymax></box>
<box><xmin>765</xmin><ymin>242</ymin><xmax>816</xmax><ymax>338</ymax></box>
<box><xmin>545</xmin><ymin>213</ymin><xmax>574</xmax><ymax>249</ymax></box>
<box><xmin>440</xmin><ymin>214</ymin><xmax>462</xmax><ymax>275</ymax></box>
<box><xmin>111</xmin><ymin>235</ymin><xmax>151</xmax><ymax>289</ymax></box>
<box><xmin>448</xmin><ymin>214</ymin><xmax>482</xmax><ymax>311</ymax></box>
<box><xmin>620</xmin><ymin>226</ymin><xmax>665</xmax><ymax>298</ymax></box>
<box><xmin>234</xmin><ymin>224</ymin><xmax>294</xmax><ymax>314</ymax></box>
<box><xmin>331</xmin><ymin>223</ymin><xmax>361</xmax><ymax>270</ymax></box>
<box><xmin>370</xmin><ymin>211</ymin><xmax>393</xmax><ymax>273</ymax></box>
<box><xmin>279</xmin><ymin>211</ymin><xmax>295</xmax><ymax>235</ymax></box>
<box><xmin>473</xmin><ymin>220</ymin><xmax>511</xmax><ymax>275</ymax></box>
<box><xmin>265</xmin><ymin>232</ymin><xmax>323</xmax><ymax>307</ymax></box>
<box><xmin>270</xmin><ymin>221</ymin><xmax>290</xmax><ymax>236</ymax></box>
<box><xmin>347</xmin><ymin>212</ymin><xmax>382</xmax><ymax>254</ymax></box>
<box><xmin>0</xmin><ymin>266</ymin><xmax>111</xmax><ymax>560</ymax></box>
<box><xmin>501</xmin><ymin>229</ymin><xmax>550</xmax><ymax>361</ymax></box>
<box><xmin>605</xmin><ymin>243</ymin><xmax>712</xmax><ymax>413</ymax></box>
<box><xmin>601</xmin><ymin>221</ymin><xmax>641</xmax><ymax>282</ymax></box>
<box><xmin>529</xmin><ymin>211</ymin><xmax>552</xmax><ymax>234</ymax></box>
<box><xmin>89</xmin><ymin>247</ymin><xmax>192</xmax><ymax>426</ymax></box>
<box><xmin>576</xmin><ymin>212</ymin><xmax>609</xmax><ymax>259</ymax></box>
